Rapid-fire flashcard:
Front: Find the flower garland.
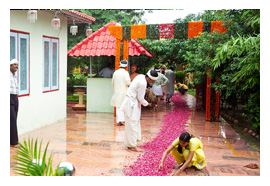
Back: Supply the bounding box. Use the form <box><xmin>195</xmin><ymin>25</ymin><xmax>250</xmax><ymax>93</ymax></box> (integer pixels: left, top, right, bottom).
<box><xmin>115</xmin><ymin>38</ymin><xmax>121</xmax><ymax>70</ymax></box>
<box><xmin>146</xmin><ymin>24</ymin><xmax>159</xmax><ymax>40</ymax></box>
<box><xmin>174</xmin><ymin>22</ymin><xmax>188</xmax><ymax>40</ymax></box>
<box><xmin>203</xmin><ymin>21</ymin><xmax>212</xmax><ymax>33</ymax></box>
<box><xmin>211</xmin><ymin>21</ymin><xmax>227</xmax><ymax>33</ymax></box>
<box><xmin>123</xmin><ymin>39</ymin><xmax>129</xmax><ymax>71</ymax></box>
<box><xmin>131</xmin><ymin>24</ymin><xmax>146</xmax><ymax>39</ymax></box>
<box><xmin>122</xmin><ymin>26</ymin><xmax>131</xmax><ymax>40</ymax></box>
<box><xmin>159</xmin><ymin>23</ymin><xmax>175</xmax><ymax>39</ymax></box>
<box><xmin>188</xmin><ymin>22</ymin><xmax>203</xmax><ymax>39</ymax></box>
<box><xmin>108</xmin><ymin>25</ymin><xmax>122</xmax><ymax>40</ymax></box>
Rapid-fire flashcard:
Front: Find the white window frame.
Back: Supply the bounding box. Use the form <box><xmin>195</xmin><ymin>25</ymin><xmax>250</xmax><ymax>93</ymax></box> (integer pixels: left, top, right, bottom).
<box><xmin>18</xmin><ymin>33</ymin><xmax>30</xmax><ymax>96</ymax></box>
<box><xmin>10</xmin><ymin>31</ymin><xmax>30</xmax><ymax>96</ymax></box>
<box><xmin>42</xmin><ymin>37</ymin><xmax>59</xmax><ymax>92</ymax></box>
<box><xmin>51</xmin><ymin>39</ymin><xmax>59</xmax><ymax>90</ymax></box>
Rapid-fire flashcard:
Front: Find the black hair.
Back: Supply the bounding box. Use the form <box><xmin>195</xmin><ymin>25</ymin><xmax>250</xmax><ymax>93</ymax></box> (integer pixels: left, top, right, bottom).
<box><xmin>177</xmin><ymin>132</ymin><xmax>194</xmax><ymax>154</ymax></box>
<box><xmin>170</xmin><ymin>66</ymin><xmax>175</xmax><ymax>71</ymax></box>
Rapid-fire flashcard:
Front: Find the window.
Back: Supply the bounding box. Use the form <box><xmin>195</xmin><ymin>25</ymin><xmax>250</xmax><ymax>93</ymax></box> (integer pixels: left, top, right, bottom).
<box><xmin>10</xmin><ymin>31</ymin><xmax>30</xmax><ymax>96</ymax></box>
<box><xmin>42</xmin><ymin>37</ymin><xmax>59</xmax><ymax>92</ymax></box>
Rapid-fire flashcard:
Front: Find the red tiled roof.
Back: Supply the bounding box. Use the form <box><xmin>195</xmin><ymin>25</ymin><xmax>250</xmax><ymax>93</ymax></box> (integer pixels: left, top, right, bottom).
<box><xmin>59</xmin><ymin>10</ymin><xmax>95</xmax><ymax>24</ymax></box>
<box><xmin>67</xmin><ymin>21</ymin><xmax>153</xmax><ymax>57</ymax></box>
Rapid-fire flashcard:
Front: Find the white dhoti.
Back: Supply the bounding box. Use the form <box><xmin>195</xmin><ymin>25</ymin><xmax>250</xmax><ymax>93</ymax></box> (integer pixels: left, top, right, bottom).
<box><xmin>120</xmin><ymin>96</ymin><xmax>143</xmax><ymax>148</ymax></box>
<box><xmin>152</xmin><ymin>85</ymin><xmax>163</xmax><ymax>96</ymax></box>
<box><xmin>124</xmin><ymin>113</ymin><xmax>141</xmax><ymax>147</ymax></box>
<box><xmin>116</xmin><ymin>107</ymin><xmax>125</xmax><ymax>123</ymax></box>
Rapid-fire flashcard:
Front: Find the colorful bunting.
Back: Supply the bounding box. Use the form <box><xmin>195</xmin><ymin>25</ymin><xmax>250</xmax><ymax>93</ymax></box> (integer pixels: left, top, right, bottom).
<box><xmin>131</xmin><ymin>24</ymin><xmax>146</xmax><ymax>39</ymax></box>
<box><xmin>108</xmin><ymin>21</ymin><xmax>227</xmax><ymax>40</ymax></box>
<box><xmin>159</xmin><ymin>23</ymin><xmax>175</xmax><ymax>39</ymax></box>
<box><xmin>188</xmin><ymin>22</ymin><xmax>203</xmax><ymax>39</ymax></box>
<box><xmin>211</xmin><ymin>21</ymin><xmax>227</xmax><ymax>33</ymax></box>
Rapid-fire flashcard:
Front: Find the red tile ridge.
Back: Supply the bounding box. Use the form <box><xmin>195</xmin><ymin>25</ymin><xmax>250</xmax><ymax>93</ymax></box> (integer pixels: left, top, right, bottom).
<box><xmin>66</xmin><ymin>10</ymin><xmax>96</xmax><ymax>22</ymax></box>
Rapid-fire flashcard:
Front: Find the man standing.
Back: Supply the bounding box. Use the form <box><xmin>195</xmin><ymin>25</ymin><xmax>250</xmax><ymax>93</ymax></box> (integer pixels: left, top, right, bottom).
<box><xmin>129</xmin><ymin>64</ymin><xmax>139</xmax><ymax>82</ymax></box>
<box><xmin>120</xmin><ymin>70</ymin><xmax>158</xmax><ymax>152</ymax></box>
<box><xmin>110</xmin><ymin>60</ymin><xmax>131</xmax><ymax>125</ymax></box>
<box><xmin>10</xmin><ymin>59</ymin><xmax>19</xmax><ymax>147</ymax></box>
<box><xmin>165</xmin><ymin>66</ymin><xmax>175</xmax><ymax>103</ymax></box>
<box><xmin>97</xmin><ymin>62</ymin><xmax>114</xmax><ymax>78</ymax></box>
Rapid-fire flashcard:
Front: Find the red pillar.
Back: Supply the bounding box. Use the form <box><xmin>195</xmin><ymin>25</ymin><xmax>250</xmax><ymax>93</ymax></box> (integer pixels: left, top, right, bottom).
<box><xmin>215</xmin><ymin>77</ymin><xmax>220</xmax><ymax>121</ymax></box>
<box><xmin>206</xmin><ymin>67</ymin><xmax>211</xmax><ymax>121</ymax></box>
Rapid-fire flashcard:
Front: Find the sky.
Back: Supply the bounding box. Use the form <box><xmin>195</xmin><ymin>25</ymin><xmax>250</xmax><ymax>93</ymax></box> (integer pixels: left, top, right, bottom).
<box><xmin>142</xmin><ymin>9</ymin><xmax>205</xmax><ymax>24</ymax></box>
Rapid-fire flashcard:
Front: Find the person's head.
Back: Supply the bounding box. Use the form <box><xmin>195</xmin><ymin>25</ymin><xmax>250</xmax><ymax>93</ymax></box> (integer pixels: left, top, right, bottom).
<box><xmin>119</xmin><ymin>60</ymin><xmax>128</xmax><ymax>68</ymax></box>
<box><xmin>10</xmin><ymin>59</ymin><xmax>19</xmax><ymax>74</ymax></box>
<box><xmin>169</xmin><ymin>66</ymin><xmax>175</xmax><ymax>71</ymax></box>
<box><xmin>177</xmin><ymin>132</ymin><xmax>193</xmax><ymax>154</ymax></box>
<box><xmin>146</xmin><ymin>69</ymin><xmax>158</xmax><ymax>84</ymax></box>
<box><xmin>130</xmin><ymin>64</ymin><xmax>137</xmax><ymax>73</ymax></box>
<box><xmin>179</xmin><ymin>132</ymin><xmax>192</xmax><ymax>147</ymax></box>
<box><xmin>161</xmin><ymin>65</ymin><xmax>166</xmax><ymax>70</ymax></box>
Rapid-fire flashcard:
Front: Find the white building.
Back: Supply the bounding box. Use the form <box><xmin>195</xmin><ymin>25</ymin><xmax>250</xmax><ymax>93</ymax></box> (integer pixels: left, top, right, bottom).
<box><xmin>10</xmin><ymin>10</ymin><xmax>95</xmax><ymax>135</ymax></box>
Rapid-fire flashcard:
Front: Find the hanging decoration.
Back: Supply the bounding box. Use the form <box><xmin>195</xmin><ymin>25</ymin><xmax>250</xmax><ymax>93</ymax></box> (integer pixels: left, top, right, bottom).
<box><xmin>70</xmin><ymin>20</ymin><xmax>78</xmax><ymax>36</ymax></box>
<box><xmin>86</xmin><ymin>23</ymin><xmax>93</xmax><ymax>37</ymax></box>
<box><xmin>130</xmin><ymin>24</ymin><xmax>146</xmax><ymax>39</ymax></box>
<box><xmin>174</xmin><ymin>22</ymin><xmax>188</xmax><ymax>40</ymax></box>
<box><xmin>27</xmin><ymin>10</ymin><xmax>37</xmax><ymax>23</ymax></box>
<box><xmin>146</xmin><ymin>24</ymin><xmax>159</xmax><ymax>40</ymax></box>
<box><xmin>115</xmin><ymin>38</ymin><xmax>121</xmax><ymax>70</ymax></box>
<box><xmin>159</xmin><ymin>23</ymin><xmax>175</xmax><ymax>39</ymax></box>
<box><xmin>108</xmin><ymin>26</ymin><xmax>122</xmax><ymax>40</ymax></box>
<box><xmin>188</xmin><ymin>22</ymin><xmax>203</xmax><ymax>39</ymax></box>
<box><xmin>211</xmin><ymin>21</ymin><xmax>227</xmax><ymax>33</ymax></box>
<box><xmin>203</xmin><ymin>21</ymin><xmax>212</xmax><ymax>33</ymax></box>
<box><xmin>122</xmin><ymin>26</ymin><xmax>131</xmax><ymax>40</ymax></box>
<box><xmin>123</xmin><ymin>40</ymin><xmax>129</xmax><ymax>71</ymax></box>
<box><xmin>51</xmin><ymin>12</ymin><xmax>60</xmax><ymax>30</ymax></box>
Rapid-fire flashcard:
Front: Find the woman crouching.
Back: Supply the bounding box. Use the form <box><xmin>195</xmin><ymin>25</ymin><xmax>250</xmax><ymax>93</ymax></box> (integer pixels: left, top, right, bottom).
<box><xmin>159</xmin><ymin>132</ymin><xmax>206</xmax><ymax>175</ymax></box>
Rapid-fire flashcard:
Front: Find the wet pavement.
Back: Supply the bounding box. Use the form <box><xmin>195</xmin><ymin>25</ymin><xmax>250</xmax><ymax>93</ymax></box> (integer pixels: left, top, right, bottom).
<box><xmin>10</xmin><ymin>93</ymin><xmax>260</xmax><ymax>176</ymax></box>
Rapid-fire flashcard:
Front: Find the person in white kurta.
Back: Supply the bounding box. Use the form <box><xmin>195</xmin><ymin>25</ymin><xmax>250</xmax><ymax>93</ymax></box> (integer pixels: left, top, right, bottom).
<box><xmin>110</xmin><ymin>60</ymin><xmax>130</xmax><ymax>125</ymax></box>
<box><xmin>120</xmin><ymin>70</ymin><xmax>158</xmax><ymax>152</ymax></box>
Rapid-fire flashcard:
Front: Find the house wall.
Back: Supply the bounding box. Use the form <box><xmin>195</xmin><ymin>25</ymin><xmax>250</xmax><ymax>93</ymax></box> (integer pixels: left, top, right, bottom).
<box><xmin>10</xmin><ymin>10</ymin><xmax>68</xmax><ymax>135</ymax></box>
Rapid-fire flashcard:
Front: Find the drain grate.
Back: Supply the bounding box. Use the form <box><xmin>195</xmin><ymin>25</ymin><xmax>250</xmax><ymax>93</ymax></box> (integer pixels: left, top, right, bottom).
<box><xmin>82</xmin><ymin>142</ymin><xmax>111</xmax><ymax>147</ymax></box>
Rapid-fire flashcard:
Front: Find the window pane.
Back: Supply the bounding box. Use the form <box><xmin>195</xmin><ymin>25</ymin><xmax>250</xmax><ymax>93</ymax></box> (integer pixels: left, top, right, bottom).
<box><xmin>20</xmin><ymin>38</ymin><xmax>27</xmax><ymax>91</ymax></box>
<box><xmin>44</xmin><ymin>41</ymin><xmax>50</xmax><ymax>88</ymax></box>
<box><xmin>10</xmin><ymin>36</ymin><xmax>16</xmax><ymax>60</ymax></box>
<box><xmin>52</xmin><ymin>42</ymin><xmax>58</xmax><ymax>87</ymax></box>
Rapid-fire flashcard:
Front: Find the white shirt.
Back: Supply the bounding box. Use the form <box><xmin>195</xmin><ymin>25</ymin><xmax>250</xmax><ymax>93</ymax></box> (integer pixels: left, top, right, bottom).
<box><xmin>110</xmin><ymin>68</ymin><xmax>131</xmax><ymax>107</ymax></box>
<box><xmin>120</xmin><ymin>74</ymin><xmax>148</xmax><ymax>121</ymax></box>
<box><xmin>10</xmin><ymin>71</ymin><xmax>19</xmax><ymax>95</ymax></box>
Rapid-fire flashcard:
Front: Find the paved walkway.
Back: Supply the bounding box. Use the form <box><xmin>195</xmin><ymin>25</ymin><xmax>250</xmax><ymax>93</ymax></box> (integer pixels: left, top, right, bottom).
<box><xmin>10</xmin><ymin>93</ymin><xmax>260</xmax><ymax>176</ymax></box>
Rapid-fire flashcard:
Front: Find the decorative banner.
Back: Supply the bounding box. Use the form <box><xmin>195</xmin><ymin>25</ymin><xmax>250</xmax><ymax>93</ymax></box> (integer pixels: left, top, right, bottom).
<box><xmin>122</xmin><ymin>26</ymin><xmax>131</xmax><ymax>40</ymax></box>
<box><xmin>188</xmin><ymin>22</ymin><xmax>203</xmax><ymax>39</ymax></box>
<box><xmin>115</xmin><ymin>38</ymin><xmax>121</xmax><ymax>70</ymax></box>
<box><xmin>108</xmin><ymin>26</ymin><xmax>122</xmax><ymax>40</ymax></box>
<box><xmin>146</xmin><ymin>24</ymin><xmax>159</xmax><ymax>40</ymax></box>
<box><xmin>174</xmin><ymin>22</ymin><xmax>188</xmax><ymax>40</ymax></box>
<box><xmin>131</xmin><ymin>24</ymin><xmax>146</xmax><ymax>39</ymax></box>
<box><xmin>203</xmin><ymin>21</ymin><xmax>212</xmax><ymax>33</ymax></box>
<box><xmin>211</xmin><ymin>21</ymin><xmax>227</xmax><ymax>33</ymax></box>
<box><xmin>159</xmin><ymin>23</ymin><xmax>175</xmax><ymax>39</ymax></box>
<box><xmin>123</xmin><ymin>39</ymin><xmax>129</xmax><ymax>71</ymax></box>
